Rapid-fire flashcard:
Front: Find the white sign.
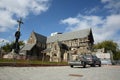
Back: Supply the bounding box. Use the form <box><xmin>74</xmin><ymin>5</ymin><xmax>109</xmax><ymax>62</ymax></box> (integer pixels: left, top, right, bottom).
<box><xmin>96</xmin><ymin>53</ymin><xmax>110</xmax><ymax>59</ymax></box>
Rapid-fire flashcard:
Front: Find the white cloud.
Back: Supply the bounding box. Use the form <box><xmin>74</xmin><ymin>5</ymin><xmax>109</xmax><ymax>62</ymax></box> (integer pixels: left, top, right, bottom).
<box><xmin>60</xmin><ymin>0</ymin><xmax>120</xmax><ymax>47</ymax></box>
<box><xmin>0</xmin><ymin>38</ymin><xmax>10</xmax><ymax>47</ymax></box>
<box><xmin>84</xmin><ymin>7</ymin><xmax>99</xmax><ymax>14</ymax></box>
<box><xmin>60</xmin><ymin>14</ymin><xmax>120</xmax><ymax>47</ymax></box>
<box><xmin>0</xmin><ymin>0</ymin><xmax>50</xmax><ymax>32</ymax></box>
<box><xmin>101</xmin><ymin>0</ymin><xmax>120</xmax><ymax>14</ymax></box>
<box><xmin>23</xmin><ymin>40</ymin><xmax>28</xmax><ymax>44</ymax></box>
<box><xmin>61</xmin><ymin>17</ymin><xmax>80</xmax><ymax>26</ymax></box>
<box><xmin>0</xmin><ymin>10</ymin><xmax>17</xmax><ymax>32</ymax></box>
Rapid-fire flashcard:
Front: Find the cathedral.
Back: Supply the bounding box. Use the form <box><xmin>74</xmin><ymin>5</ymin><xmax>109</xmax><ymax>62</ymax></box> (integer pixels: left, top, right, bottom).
<box><xmin>20</xmin><ymin>28</ymin><xmax>94</xmax><ymax>62</ymax></box>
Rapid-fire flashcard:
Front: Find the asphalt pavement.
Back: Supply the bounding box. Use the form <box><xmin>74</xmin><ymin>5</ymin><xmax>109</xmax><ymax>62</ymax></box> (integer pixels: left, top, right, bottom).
<box><xmin>0</xmin><ymin>65</ymin><xmax>120</xmax><ymax>80</ymax></box>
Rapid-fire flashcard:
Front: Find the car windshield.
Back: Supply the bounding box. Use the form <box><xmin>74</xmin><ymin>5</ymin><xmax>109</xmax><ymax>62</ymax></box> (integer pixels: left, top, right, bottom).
<box><xmin>84</xmin><ymin>55</ymin><xmax>92</xmax><ymax>58</ymax></box>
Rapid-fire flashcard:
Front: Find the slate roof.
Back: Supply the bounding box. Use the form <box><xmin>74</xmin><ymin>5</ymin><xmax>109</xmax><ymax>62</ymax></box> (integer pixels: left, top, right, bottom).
<box><xmin>47</xmin><ymin>28</ymin><xmax>91</xmax><ymax>43</ymax></box>
<box><xmin>33</xmin><ymin>32</ymin><xmax>47</xmax><ymax>43</ymax></box>
<box><xmin>41</xmin><ymin>48</ymin><xmax>51</xmax><ymax>53</ymax></box>
<box><xmin>21</xmin><ymin>43</ymin><xmax>36</xmax><ymax>51</ymax></box>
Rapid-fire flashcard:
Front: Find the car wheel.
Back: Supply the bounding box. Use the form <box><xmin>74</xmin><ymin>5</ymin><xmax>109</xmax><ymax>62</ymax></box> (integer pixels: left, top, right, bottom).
<box><xmin>70</xmin><ymin>65</ymin><xmax>73</xmax><ymax>68</ymax></box>
<box><xmin>90</xmin><ymin>64</ymin><xmax>93</xmax><ymax>67</ymax></box>
<box><xmin>98</xmin><ymin>64</ymin><xmax>101</xmax><ymax>67</ymax></box>
<box><xmin>83</xmin><ymin>62</ymin><xmax>86</xmax><ymax>68</ymax></box>
<box><xmin>92</xmin><ymin>63</ymin><xmax>96</xmax><ymax>67</ymax></box>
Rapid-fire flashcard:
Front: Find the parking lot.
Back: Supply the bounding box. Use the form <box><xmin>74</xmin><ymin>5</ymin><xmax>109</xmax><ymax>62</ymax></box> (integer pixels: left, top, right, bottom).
<box><xmin>0</xmin><ymin>65</ymin><xmax>120</xmax><ymax>80</ymax></box>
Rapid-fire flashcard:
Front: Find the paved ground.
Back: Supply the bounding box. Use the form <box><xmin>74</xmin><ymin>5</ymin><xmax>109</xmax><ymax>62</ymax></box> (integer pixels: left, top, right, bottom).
<box><xmin>0</xmin><ymin>65</ymin><xmax>120</xmax><ymax>80</ymax></box>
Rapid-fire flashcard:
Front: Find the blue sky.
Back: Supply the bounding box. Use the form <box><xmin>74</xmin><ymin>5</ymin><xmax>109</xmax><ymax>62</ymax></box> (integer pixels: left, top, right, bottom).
<box><xmin>0</xmin><ymin>0</ymin><xmax>120</xmax><ymax>47</ymax></box>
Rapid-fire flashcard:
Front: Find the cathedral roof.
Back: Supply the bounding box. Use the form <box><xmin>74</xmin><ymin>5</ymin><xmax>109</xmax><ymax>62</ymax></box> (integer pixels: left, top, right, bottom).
<box><xmin>47</xmin><ymin>28</ymin><xmax>93</xmax><ymax>43</ymax></box>
<box><xmin>32</xmin><ymin>31</ymin><xmax>47</xmax><ymax>43</ymax></box>
<box><xmin>21</xmin><ymin>43</ymin><xmax>36</xmax><ymax>51</ymax></box>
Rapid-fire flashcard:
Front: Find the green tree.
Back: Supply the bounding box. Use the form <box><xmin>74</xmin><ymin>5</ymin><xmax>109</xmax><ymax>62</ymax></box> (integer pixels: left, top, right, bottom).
<box><xmin>2</xmin><ymin>41</ymin><xmax>25</xmax><ymax>53</ymax></box>
<box><xmin>94</xmin><ymin>40</ymin><xmax>120</xmax><ymax>60</ymax></box>
<box><xmin>2</xmin><ymin>43</ymin><xmax>12</xmax><ymax>53</ymax></box>
<box><xmin>18</xmin><ymin>41</ymin><xmax>25</xmax><ymax>46</ymax></box>
<box><xmin>115</xmin><ymin>50</ymin><xmax>120</xmax><ymax>60</ymax></box>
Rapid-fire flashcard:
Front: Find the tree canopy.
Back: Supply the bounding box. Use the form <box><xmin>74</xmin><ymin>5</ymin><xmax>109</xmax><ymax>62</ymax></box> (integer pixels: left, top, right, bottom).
<box><xmin>94</xmin><ymin>40</ymin><xmax>120</xmax><ymax>60</ymax></box>
<box><xmin>1</xmin><ymin>41</ymin><xmax>25</xmax><ymax>53</ymax></box>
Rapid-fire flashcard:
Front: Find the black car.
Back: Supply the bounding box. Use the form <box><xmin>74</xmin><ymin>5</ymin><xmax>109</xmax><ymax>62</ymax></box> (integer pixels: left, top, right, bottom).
<box><xmin>85</xmin><ymin>54</ymin><xmax>101</xmax><ymax>67</ymax></box>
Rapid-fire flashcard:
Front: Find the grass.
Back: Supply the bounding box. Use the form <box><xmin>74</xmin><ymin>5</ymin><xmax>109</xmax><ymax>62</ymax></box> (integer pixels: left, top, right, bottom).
<box><xmin>0</xmin><ymin>58</ymin><xmax>68</xmax><ymax>65</ymax></box>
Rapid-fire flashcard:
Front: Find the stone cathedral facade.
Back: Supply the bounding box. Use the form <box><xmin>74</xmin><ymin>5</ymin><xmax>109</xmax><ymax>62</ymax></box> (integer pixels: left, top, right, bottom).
<box><xmin>20</xmin><ymin>28</ymin><xmax>94</xmax><ymax>62</ymax></box>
